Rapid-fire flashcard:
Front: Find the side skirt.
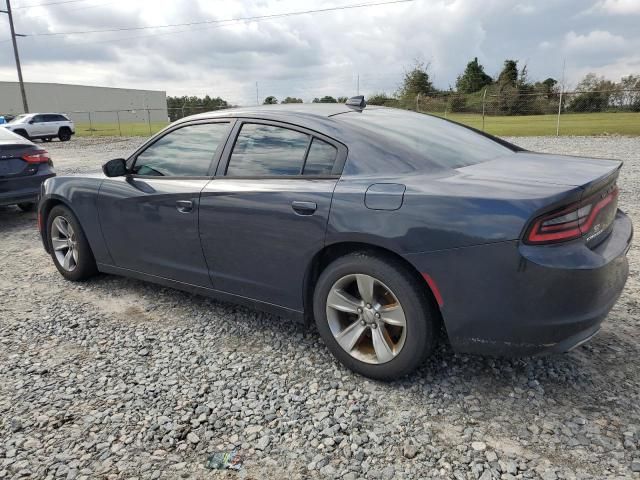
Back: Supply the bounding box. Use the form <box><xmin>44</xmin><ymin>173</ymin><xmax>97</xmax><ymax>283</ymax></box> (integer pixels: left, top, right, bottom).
<box><xmin>97</xmin><ymin>263</ymin><xmax>305</xmax><ymax>323</ymax></box>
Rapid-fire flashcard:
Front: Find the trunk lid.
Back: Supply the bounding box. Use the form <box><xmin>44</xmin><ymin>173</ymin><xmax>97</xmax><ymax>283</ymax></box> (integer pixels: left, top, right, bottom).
<box><xmin>457</xmin><ymin>151</ymin><xmax>622</xmax><ymax>189</ymax></box>
<box><xmin>0</xmin><ymin>144</ymin><xmax>38</xmax><ymax>178</ymax></box>
<box><xmin>456</xmin><ymin>151</ymin><xmax>622</xmax><ymax>248</ymax></box>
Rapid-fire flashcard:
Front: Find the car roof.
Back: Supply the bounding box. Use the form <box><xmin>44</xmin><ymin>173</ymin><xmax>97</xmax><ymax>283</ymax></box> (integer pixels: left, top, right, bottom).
<box><xmin>179</xmin><ymin>104</ymin><xmax>377</xmax><ymax>123</ymax></box>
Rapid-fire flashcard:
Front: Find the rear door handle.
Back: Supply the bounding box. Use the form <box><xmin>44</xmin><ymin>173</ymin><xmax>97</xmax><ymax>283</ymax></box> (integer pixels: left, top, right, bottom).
<box><xmin>176</xmin><ymin>200</ymin><xmax>193</xmax><ymax>213</ymax></box>
<box><xmin>292</xmin><ymin>201</ymin><xmax>317</xmax><ymax>215</ymax></box>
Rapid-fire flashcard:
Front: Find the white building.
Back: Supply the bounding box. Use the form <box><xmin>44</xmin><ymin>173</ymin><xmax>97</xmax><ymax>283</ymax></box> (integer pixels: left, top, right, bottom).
<box><xmin>0</xmin><ymin>81</ymin><xmax>167</xmax><ymax>123</ymax></box>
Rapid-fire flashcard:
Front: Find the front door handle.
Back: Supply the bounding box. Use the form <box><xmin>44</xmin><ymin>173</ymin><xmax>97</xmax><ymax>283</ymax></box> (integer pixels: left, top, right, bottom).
<box><xmin>176</xmin><ymin>200</ymin><xmax>193</xmax><ymax>213</ymax></box>
<box><xmin>292</xmin><ymin>201</ymin><xmax>317</xmax><ymax>215</ymax></box>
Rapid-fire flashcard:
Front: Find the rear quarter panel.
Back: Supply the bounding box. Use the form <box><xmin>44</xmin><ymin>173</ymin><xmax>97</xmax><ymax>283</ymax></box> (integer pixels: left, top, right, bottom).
<box><xmin>327</xmin><ymin>170</ymin><xmax>583</xmax><ymax>254</ymax></box>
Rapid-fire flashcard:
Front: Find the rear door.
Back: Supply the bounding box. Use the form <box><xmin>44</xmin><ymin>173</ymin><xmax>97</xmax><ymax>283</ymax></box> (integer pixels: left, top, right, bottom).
<box><xmin>97</xmin><ymin>120</ymin><xmax>232</xmax><ymax>286</ymax></box>
<box><xmin>199</xmin><ymin>120</ymin><xmax>346</xmax><ymax>311</ymax></box>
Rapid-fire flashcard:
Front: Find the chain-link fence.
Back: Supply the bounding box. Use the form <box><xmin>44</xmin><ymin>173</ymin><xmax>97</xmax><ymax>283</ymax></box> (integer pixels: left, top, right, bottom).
<box><xmin>36</xmin><ymin>89</ymin><xmax>640</xmax><ymax>138</ymax></box>
<box><xmin>61</xmin><ymin>108</ymin><xmax>169</xmax><ymax>137</ymax></box>
<box><xmin>409</xmin><ymin>89</ymin><xmax>640</xmax><ymax>136</ymax></box>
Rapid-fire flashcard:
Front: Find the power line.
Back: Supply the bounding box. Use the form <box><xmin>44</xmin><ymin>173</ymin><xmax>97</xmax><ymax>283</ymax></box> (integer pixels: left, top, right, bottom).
<box><xmin>23</xmin><ymin>0</ymin><xmax>415</xmax><ymax>36</ymax></box>
<box><xmin>15</xmin><ymin>0</ymin><xmax>122</xmax><ymax>19</ymax></box>
<box><xmin>13</xmin><ymin>0</ymin><xmax>92</xmax><ymax>9</ymax></box>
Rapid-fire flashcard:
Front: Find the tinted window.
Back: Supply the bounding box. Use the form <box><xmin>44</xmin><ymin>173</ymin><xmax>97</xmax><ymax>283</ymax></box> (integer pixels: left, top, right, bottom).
<box><xmin>303</xmin><ymin>138</ymin><xmax>337</xmax><ymax>175</ymax></box>
<box><xmin>43</xmin><ymin>114</ymin><xmax>58</xmax><ymax>122</ymax></box>
<box><xmin>32</xmin><ymin>115</ymin><xmax>44</xmax><ymax>123</ymax></box>
<box><xmin>336</xmin><ymin>109</ymin><xmax>514</xmax><ymax>169</ymax></box>
<box><xmin>226</xmin><ymin>124</ymin><xmax>309</xmax><ymax>176</ymax></box>
<box><xmin>133</xmin><ymin>123</ymin><xmax>228</xmax><ymax>177</ymax></box>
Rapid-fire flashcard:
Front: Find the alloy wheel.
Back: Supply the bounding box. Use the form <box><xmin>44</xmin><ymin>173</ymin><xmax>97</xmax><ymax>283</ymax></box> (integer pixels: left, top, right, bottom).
<box><xmin>51</xmin><ymin>216</ymin><xmax>78</xmax><ymax>272</ymax></box>
<box><xmin>326</xmin><ymin>274</ymin><xmax>407</xmax><ymax>364</ymax></box>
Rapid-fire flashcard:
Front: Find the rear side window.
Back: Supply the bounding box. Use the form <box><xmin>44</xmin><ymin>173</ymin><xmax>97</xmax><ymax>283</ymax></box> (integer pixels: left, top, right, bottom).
<box><xmin>226</xmin><ymin>123</ymin><xmax>339</xmax><ymax>177</ymax></box>
<box><xmin>133</xmin><ymin>122</ymin><xmax>229</xmax><ymax>177</ymax></box>
<box><xmin>303</xmin><ymin>138</ymin><xmax>337</xmax><ymax>175</ymax></box>
<box><xmin>226</xmin><ymin>124</ymin><xmax>309</xmax><ymax>176</ymax></box>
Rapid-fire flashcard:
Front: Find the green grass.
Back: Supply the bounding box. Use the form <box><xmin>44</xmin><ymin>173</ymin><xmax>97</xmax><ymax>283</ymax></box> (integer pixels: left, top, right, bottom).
<box><xmin>74</xmin><ymin>112</ymin><xmax>640</xmax><ymax>138</ymax></box>
<box><xmin>75</xmin><ymin>122</ymin><xmax>168</xmax><ymax>137</ymax></box>
<box><xmin>428</xmin><ymin>112</ymin><xmax>640</xmax><ymax>136</ymax></box>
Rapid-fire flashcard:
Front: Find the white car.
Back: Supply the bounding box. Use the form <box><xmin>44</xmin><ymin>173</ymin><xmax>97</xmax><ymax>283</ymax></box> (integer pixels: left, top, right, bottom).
<box><xmin>2</xmin><ymin>113</ymin><xmax>75</xmax><ymax>142</ymax></box>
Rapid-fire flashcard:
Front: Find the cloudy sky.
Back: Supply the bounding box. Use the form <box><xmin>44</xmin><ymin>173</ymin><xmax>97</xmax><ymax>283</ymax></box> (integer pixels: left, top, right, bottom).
<box><xmin>0</xmin><ymin>0</ymin><xmax>638</xmax><ymax>105</ymax></box>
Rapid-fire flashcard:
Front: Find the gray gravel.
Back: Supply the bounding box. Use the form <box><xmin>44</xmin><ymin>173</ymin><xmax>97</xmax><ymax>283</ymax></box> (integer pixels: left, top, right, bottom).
<box><xmin>1</xmin><ymin>135</ymin><xmax>639</xmax><ymax>479</ymax></box>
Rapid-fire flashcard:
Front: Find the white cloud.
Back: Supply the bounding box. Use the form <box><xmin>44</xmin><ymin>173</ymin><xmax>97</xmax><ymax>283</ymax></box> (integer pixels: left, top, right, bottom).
<box><xmin>589</xmin><ymin>0</ymin><xmax>640</xmax><ymax>15</ymax></box>
<box><xmin>513</xmin><ymin>4</ymin><xmax>535</xmax><ymax>14</ymax></box>
<box><xmin>0</xmin><ymin>0</ymin><xmax>637</xmax><ymax>103</ymax></box>
<box><xmin>564</xmin><ymin>30</ymin><xmax>626</xmax><ymax>53</ymax></box>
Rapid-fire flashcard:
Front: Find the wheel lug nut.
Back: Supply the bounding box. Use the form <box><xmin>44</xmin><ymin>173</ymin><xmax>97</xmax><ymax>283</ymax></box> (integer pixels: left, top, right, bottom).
<box><xmin>360</xmin><ymin>320</ymin><xmax>366</xmax><ymax>326</ymax></box>
<box><xmin>375</xmin><ymin>312</ymin><xmax>380</xmax><ymax>318</ymax></box>
<box><xmin>366</xmin><ymin>303</ymin><xmax>371</xmax><ymax>309</ymax></box>
<box><xmin>357</xmin><ymin>307</ymin><xmax>363</xmax><ymax>313</ymax></box>
<box><xmin>371</xmin><ymin>323</ymin><xmax>377</xmax><ymax>329</ymax></box>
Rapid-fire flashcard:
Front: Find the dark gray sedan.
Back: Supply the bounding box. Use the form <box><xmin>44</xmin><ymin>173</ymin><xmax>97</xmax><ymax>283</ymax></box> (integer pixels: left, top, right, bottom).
<box><xmin>0</xmin><ymin>127</ymin><xmax>55</xmax><ymax>211</ymax></box>
<box><xmin>37</xmin><ymin>101</ymin><xmax>632</xmax><ymax>379</ymax></box>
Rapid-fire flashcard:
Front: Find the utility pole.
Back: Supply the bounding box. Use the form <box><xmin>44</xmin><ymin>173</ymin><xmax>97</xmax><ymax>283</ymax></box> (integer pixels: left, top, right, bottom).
<box><xmin>255</xmin><ymin>82</ymin><xmax>259</xmax><ymax>106</ymax></box>
<box><xmin>356</xmin><ymin>74</ymin><xmax>359</xmax><ymax>96</ymax></box>
<box><xmin>1</xmin><ymin>0</ymin><xmax>29</xmax><ymax>113</ymax></box>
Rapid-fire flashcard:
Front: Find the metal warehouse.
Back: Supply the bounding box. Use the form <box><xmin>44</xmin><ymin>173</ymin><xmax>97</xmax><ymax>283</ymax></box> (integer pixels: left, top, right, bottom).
<box><xmin>0</xmin><ymin>81</ymin><xmax>167</xmax><ymax>123</ymax></box>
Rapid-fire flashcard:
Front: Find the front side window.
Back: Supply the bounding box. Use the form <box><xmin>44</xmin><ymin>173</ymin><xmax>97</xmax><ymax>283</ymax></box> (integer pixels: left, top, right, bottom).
<box><xmin>133</xmin><ymin>122</ymin><xmax>229</xmax><ymax>177</ymax></box>
<box><xmin>226</xmin><ymin>123</ymin><xmax>310</xmax><ymax>176</ymax></box>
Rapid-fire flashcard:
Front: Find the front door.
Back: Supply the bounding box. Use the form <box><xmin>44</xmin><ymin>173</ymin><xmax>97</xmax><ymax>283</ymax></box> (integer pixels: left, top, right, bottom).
<box><xmin>30</xmin><ymin>115</ymin><xmax>49</xmax><ymax>137</ymax></box>
<box><xmin>97</xmin><ymin>121</ymin><xmax>232</xmax><ymax>286</ymax></box>
<box><xmin>199</xmin><ymin>120</ymin><xmax>346</xmax><ymax>311</ymax></box>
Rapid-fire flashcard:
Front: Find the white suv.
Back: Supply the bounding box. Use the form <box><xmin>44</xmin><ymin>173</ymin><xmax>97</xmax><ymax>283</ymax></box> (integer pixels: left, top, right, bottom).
<box><xmin>2</xmin><ymin>113</ymin><xmax>75</xmax><ymax>142</ymax></box>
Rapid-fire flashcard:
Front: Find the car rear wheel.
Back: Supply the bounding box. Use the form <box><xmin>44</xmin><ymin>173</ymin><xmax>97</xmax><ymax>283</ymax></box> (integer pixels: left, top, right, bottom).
<box><xmin>17</xmin><ymin>202</ymin><xmax>35</xmax><ymax>212</ymax></box>
<box><xmin>313</xmin><ymin>252</ymin><xmax>437</xmax><ymax>380</ymax></box>
<box><xmin>47</xmin><ymin>205</ymin><xmax>97</xmax><ymax>281</ymax></box>
<box><xmin>58</xmin><ymin>128</ymin><xmax>72</xmax><ymax>142</ymax></box>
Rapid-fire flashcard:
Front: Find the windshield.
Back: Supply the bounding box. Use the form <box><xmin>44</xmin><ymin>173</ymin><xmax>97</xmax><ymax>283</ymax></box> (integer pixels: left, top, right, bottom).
<box><xmin>8</xmin><ymin>115</ymin><xmax>29</xmax><ymax>124</ymax></box>
<box><xmin>336</xmin><ymin>108</ymin><xmax>516</xmax><ymax>169</ymax></box>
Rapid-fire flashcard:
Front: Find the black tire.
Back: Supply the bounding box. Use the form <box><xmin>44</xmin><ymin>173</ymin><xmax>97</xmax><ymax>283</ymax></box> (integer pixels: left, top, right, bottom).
<box><xmin>14</xmin><ymin>129</ymin><xmax>29</xmax><ymax>140</ymax></box>
<box><xmin>17</xmin><ymin>202</ymin><xmax>35</xmax><ymax>212</ymax></box>
<box><xmin>58</xmin><ymin>128</ymin><xmax>72</xmax><ymax>142</ymax></box>
<box><xmin>313</xmin><ymin>252</ymin><xmax>437</xmax><ymax>380</ymax></box>
<box><xmin>46</xmin><ymin>205</ymin><xmax>98</xmax><ymax>281</ymax></box>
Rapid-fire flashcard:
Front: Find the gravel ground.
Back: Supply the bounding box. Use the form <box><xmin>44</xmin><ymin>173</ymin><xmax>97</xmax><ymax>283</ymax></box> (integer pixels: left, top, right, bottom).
<box><xmin>0</xmin><ymin>136</ymin><xmax>639</xmax><ymax>480</ymax></box>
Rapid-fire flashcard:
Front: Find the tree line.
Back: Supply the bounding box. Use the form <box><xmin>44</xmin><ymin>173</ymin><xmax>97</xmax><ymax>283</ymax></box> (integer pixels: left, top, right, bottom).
<box><xmin>167</xmin><ymin>59</ymin><xmax>639</xmax><ymax>118</ymax></box>
<box><xmin>368</xmin><ymin>59</ymin><xmax>640</xmax><ymax>115</ymax></box>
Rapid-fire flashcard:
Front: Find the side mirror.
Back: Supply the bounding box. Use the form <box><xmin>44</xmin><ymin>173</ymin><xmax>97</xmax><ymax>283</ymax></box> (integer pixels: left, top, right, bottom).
<box><xmin>102</xmin><ymin>158</ymin><xmax>128</xmax><ymax>177</ymax></box>
<box><xmin>28</xmin><ymin>120</ymin><xmax>35</xmax><ymax>124</ymax></box>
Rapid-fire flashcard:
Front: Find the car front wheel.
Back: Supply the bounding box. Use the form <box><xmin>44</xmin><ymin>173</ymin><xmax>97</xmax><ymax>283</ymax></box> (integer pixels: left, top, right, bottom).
<box><xmin>313</xmin><ymin>252</ymin><xmax>437</xmax><ymax>380</ymax></box>
<box><xmin>47</xmin><ymin>205</ymin><xmax>97</xmax><ymax>281</ymax></box>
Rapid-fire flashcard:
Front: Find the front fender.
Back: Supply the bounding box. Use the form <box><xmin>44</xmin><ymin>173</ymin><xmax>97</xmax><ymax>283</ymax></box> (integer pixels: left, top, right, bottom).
<box><xmin>38</xmin><ymin>176</ymin><xmax>113</xmax><ymax>264</ymax></box>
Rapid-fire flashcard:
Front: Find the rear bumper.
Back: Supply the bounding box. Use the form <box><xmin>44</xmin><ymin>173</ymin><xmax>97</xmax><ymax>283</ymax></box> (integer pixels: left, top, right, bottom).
<box><xmin>0</xmin><ymin>172</ymin><xmax>55</xmax><ymax>206</ymax></box>
<box><xmin>404</xmin><ymin>209</ymin><xmax>632</xmax><ymax>356</ymax></box>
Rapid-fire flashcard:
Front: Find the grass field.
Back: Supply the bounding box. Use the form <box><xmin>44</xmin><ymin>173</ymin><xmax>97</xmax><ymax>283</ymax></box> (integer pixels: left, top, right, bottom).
<box><xmin>74</xmin><ymin>111</ymin><xmax>640</xmax><ymax>138</ymax></box>
<box><xmin>75</xmin><ymin>122</ymin><xmax>168</xmax><ymax>137</ymax></box>
<box><xmin>428</xmin><ymin>112</ymin><xmax>640</xmax><ymax>136</ymax></box>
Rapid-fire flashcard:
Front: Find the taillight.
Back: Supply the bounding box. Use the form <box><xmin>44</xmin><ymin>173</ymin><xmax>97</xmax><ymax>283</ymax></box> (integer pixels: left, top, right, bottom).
<box><xmin>22</xmin><ymin>150</ymin><xmax>50</xmax><ymax>164</ymax></box>
<box><xmin>525</xmin><ymin>186</ymin><xmax>618</xmax><ymax>245</ymax></box>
